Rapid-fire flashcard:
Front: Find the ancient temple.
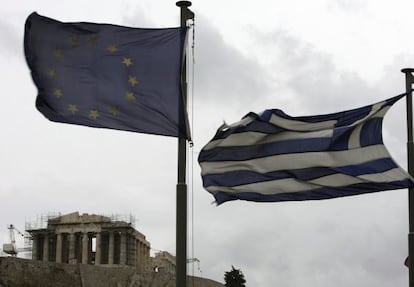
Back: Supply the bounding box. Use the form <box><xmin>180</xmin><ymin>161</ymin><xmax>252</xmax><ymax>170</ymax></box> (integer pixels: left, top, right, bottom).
<box><xmin>27</xmin><ymin>212</ymin><xmax>151</xmax><ymax>271</ymax></box>
<box><xmin>152</xmin><ymin>251</ymin><xmax>176</xmax><ymax>273</ymax></box>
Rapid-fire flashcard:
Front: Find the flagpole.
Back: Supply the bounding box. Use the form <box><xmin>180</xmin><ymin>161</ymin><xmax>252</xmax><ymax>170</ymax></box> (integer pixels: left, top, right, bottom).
<box><xmin>176</xmin><ymin>2</ymin><xmax>193</xmax><ymax>287</ymax></box>
<box><xmin>402</xmin><ymin>68</ymin><xmax>414</xmax><ymax>287</ymax></box>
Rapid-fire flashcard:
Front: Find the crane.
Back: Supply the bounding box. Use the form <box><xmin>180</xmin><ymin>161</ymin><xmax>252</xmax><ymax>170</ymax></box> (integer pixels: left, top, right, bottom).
<box><xmin>187</xmin><ymin>258</ymin><xmax>202</xmax><ymax>275</ymax></box>
<box><xmin>186</xmin><ymin>257</ymin><xmax>199</xmax><ymax>263</ymax></box>
<box><xmin>2</xmin><ymin>224</ymin><xmax>25</xmax><ymax>256</ymax></box>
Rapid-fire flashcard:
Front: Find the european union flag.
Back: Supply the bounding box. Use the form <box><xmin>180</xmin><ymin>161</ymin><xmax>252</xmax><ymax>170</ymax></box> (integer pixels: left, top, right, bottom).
<box><xmin>24</xmin><ymin>12</ymin><xmax>189</xmax><ymax>139</ymax></box>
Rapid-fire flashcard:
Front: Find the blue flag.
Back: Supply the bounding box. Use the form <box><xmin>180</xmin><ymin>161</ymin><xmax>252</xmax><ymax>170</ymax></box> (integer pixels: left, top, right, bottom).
<box><xmin>198</xmin><ymin>94</ymin><xmax>414</xmax><ymax>205</ymax></box>
<box><xmin>24</xmin><ymin>13</ymin><xmax>189</xmax><ymax>139</ymax></box>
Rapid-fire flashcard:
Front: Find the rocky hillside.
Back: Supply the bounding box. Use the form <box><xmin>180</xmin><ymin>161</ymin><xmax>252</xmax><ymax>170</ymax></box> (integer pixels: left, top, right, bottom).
<box><xmin>0</xmin><ymin>257</ymin><xmax>223</xmax><ymax>287</ymax></box>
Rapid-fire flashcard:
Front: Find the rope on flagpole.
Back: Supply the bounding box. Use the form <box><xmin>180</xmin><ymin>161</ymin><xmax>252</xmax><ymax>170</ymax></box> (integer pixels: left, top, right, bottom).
<box><xmin>401</xmin><ymin>68</ymin><xmax>414</xmax><ymax>287</ymax></box>
<box><xmin>189</xmin><ymin>16</ymin><xmax>196</xmax><ymax>287</ymax></box>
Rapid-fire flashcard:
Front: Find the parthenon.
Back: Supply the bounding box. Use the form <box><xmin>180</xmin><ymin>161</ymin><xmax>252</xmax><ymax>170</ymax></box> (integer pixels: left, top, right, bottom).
<box><xmin>27</xmin><ymin>212</ymin><xmax>151</xmax><ymax>271</ymax></box>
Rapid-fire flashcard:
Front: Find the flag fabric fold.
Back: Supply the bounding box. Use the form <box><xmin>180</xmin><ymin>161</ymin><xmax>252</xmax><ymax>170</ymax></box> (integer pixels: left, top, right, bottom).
<box><xmin>198</xmin><ymin>94</ymin><xmax>414</xmax><ymax>205</ymax></box>
<box><xmin>24</xmin><ymin>12</ymin><xmax>189</xmax><ymax>139</ymax></box>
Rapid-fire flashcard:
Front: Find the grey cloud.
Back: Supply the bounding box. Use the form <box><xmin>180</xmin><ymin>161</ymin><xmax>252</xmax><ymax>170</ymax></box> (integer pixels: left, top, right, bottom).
<box><xmin>194</xmin><ymin>189</ymin><xmax>407</xmax><ymax>286</ymax></box>
<box><xmin>122</xmin><ymin>7</ymin><xmax>156</xmax><ymax>28</ymax></box>
<box><xmin>0</xmin><ymin>19</ymin><xmax>24</xmax><ymax>58</ymax></box>
<box><xmin>246</xmin><ymin>28</ymin><xmax>378</xmax><ymax>114</ymax></box>
<box><xmin>194</xmin><ymin>15</ymin><xmax>272</xmax><ymax>106</ymax></box>
<box><xmin>327</xmin><ymin>0</ymin><xmax>368</xmax><ymax>12</ymax></box>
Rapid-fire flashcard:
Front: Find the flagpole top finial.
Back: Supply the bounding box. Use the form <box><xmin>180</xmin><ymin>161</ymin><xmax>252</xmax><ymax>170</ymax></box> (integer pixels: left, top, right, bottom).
<box><xmin>176</xmin><ymin>1</ymin><xmax>192</xmax><ymax>7</ymax></box>
<box><xmin>402</xmin><ymin>68</ymin><xmax>414</xmax><ymax>74</ymax></box>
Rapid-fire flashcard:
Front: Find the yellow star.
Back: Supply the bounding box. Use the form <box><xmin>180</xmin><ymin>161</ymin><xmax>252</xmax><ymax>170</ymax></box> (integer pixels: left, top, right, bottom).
<box><xmin>128</xmin><ymin>76</ymin><xmax>138</xmax><ymax>86</ymax></box>
<box><xmin>89</xmin><ymin>110</ymin><xmax>100</xmax><ymax>119</ymax></box>
<box><xmin>125</xmin><ymin>91</ymin><xmax>136</xmax><ymax>101</ymax></box>
<box><xmin>109</xmin><ymin>106</ymin><xmax>119</xmax><ymax>116</ymax></box>
<box><xmin>70</xmin><ymin>35</ymin><xmax>80</xmax><ymax>47</ymax></box>
<box><xmin>107</xmin><ymin>44</ymin><xmax>118</xmax><ymax>53</ymax></box>
<box><xmin>54</xmin><ymin>88</ymin><xmax>63</xmax><ymax>98</ymax></box>
<box><xmin>54</xmin><ymin>49</ymin><xmax>64</xmax><ymax>59</ymax></box>
<box><xmin>48</xmin><ymin>68</ymin><xmax>56</xmax><ymax>78</ymax></box>
<box><xmin>122</xmin><ymin>57</ymin><xmax>133</xmax><ymax>67</ymax></box>
<box><xmin>68</xmin><ymin>104</ymin><xmax>78</xmax><ymax>114</ymax></box>
<box><xmin>88</xmin><ymin>35</ymin><xmax>97</xmax><ymax>46</ymax></box>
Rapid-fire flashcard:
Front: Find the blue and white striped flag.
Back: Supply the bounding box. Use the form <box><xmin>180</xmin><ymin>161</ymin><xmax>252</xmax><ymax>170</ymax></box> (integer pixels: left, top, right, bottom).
<box><xmin>198</xmin><ymin>94</ymin><xmax>414</xmax><ymax>205</ymax></box>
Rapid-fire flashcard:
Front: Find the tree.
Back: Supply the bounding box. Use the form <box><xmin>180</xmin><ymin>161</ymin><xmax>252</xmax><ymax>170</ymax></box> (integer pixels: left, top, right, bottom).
<box><xmin>224</xmin><ymin>265</ymin><xmax>246</xmax><ymax>287</ymax></box>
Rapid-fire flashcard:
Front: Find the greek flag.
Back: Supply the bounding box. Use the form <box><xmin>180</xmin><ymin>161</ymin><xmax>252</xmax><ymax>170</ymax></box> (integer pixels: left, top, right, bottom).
<box><xmin>198</xmin><ymin>94</ymin><xmax>414</xmax><ymax>205</ymax></box>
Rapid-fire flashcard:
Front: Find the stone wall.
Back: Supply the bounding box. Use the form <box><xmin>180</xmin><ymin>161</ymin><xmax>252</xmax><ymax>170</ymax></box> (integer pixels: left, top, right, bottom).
<box><xmin>0</xmin><ymin>257</ymin><xmax>223</xmax><ymax>287</ymax></box>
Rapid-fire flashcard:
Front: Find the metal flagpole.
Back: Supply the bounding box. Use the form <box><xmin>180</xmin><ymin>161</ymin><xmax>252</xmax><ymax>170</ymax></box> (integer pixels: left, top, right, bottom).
<box><xmin>176</xmin><ymin>2</ymin><xmax>193</xmax><ymax>287</ymax></box>
<box><xmin>402</xmin><ymin>68</ymin><xmax>414</xmax><ymax>287</ymax></box>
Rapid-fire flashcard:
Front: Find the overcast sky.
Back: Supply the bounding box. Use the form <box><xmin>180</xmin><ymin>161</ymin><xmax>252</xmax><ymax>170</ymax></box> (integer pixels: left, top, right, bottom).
<box><xmin>2</xmin><ymin>0</ymin><xmax>414</xmax><ymax>286</ymax></box>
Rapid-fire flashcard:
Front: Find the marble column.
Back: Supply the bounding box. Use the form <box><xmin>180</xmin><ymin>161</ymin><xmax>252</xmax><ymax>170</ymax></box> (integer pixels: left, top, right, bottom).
<box><xmin>95</xmin><ymin>233</ymin><xmax>102</xmax><ymax>265</ymax></box>
<box><xmin>55</xmin><ymin>233</ymin><xmax>62</xmax><ymax>263</ymax></box>
<box><xmin>42</xmin><ymin>233</ymin><xmax>49</xmax><ymax>262</ymax></box>
<box><xmin>120</xmin><ymin>232</ymin><xmax>127</xmax><ymax>265</ymax></box>
<box><xmin>144</xmin><ymin>245</ymin><xmax>148</xmax><ymax>270</ymax></box>
<box><xmin>135</xmin><ymin>239</ymin><xmax>141</xmax><ymax>270</ymax></box>
<box><xmin>68</xmin><ymin>233</ymin><xmax>76</xmax><ymax>264</ymax></box>
<box><xmin>108</xmin><ymin>231</ymin><xmax>114</xmax><ymax>265</ymax></box>
<box><xmin>130</xmin><ymin>237</ymin><xmax>136</xmax><ymax>266</ymax></box>
<box><xmin>140</xmin><ymin>240</ymin><xmax>144</xmax><ymax>269</ymax></box>
<box><xmin>31</xmin><ymin>234</ymin><xmax>38</xmax><ymax>260</ymax></box>
<box><xmin>82</xmin><ymin>233</ymin><xmax>89</xmax><ymax>264</ymax></box>
<box><xmin>140</xmin><ymin>242</ymin><xmax>144</xmax><ymax>270</ymax></box>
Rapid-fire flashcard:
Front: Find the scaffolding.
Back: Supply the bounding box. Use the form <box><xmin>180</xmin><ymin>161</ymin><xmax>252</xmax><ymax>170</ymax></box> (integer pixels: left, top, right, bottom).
<box><xmin>25</xmin><ymin>212</ymin><xmax>62</xmax><ymax>231</ymax></box>
<box><xmin>105</xmin><ymin>213</ymin><xmax>136</xmax><ymax>228</ymax></box>
<box><xmin>25</xmin><ymin>212</ymin><xmax>136</xmax><ymax>230</ymax></box>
